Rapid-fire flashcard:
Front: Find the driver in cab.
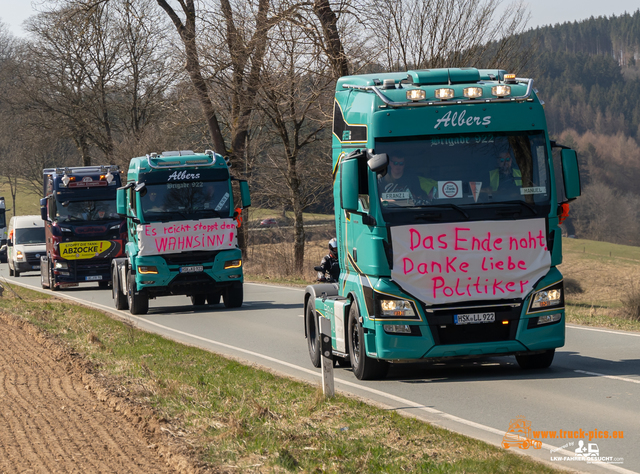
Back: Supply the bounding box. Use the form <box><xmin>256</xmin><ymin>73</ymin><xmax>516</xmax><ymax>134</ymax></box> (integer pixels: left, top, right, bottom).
<box><xmin>378</xmin><ymin>156</ymin><xmax>427</xmax><ymax>205</ymax></box>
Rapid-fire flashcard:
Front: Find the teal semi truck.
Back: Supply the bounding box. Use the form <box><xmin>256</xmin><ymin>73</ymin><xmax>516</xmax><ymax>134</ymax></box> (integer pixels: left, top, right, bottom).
<box><xmin>304</xmin><ymin>68</ymin><xmax>581</xmax><ymax>379</ymax></box>
<box><xmin>111</xmin><ymin>150</ymin><xmax>251</xmax><ymax>315</ymax></box>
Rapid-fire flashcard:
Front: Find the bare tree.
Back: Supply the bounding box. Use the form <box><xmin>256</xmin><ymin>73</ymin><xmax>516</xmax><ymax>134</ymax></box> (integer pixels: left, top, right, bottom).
<box><xmin>365</xmin><ymin>0</ymin><xmax>531</xmax><ymax>71</ymax></box>
<box><xmin>253</xmin><ymin>18</ymin><xmax>335</xmax><ymax>273</ymax></box>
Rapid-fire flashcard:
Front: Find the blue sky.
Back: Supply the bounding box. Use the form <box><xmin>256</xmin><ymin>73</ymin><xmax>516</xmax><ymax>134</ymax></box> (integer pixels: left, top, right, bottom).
<box><xmin>1</xmin><ymin>0</ymin><xmax>639</xmax><ymax>37</ymax></box>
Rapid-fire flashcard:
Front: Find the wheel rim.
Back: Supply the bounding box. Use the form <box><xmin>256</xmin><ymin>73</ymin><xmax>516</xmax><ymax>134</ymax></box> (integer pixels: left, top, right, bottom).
<box><xmin>351</xmin><ymin>322</ymin><xmax>360</xmax><ymax>366</ymax></box>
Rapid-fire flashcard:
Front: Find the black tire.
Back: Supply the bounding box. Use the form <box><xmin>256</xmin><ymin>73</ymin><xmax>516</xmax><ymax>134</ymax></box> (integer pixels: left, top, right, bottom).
<box><xmin>127</xmin><ymin>271</ymin><xmax>148</xmax><ymax>315</ymax></box>
<box><xmin>206</xmin><ymin>293</ymin><xmax>221</xmax><ymax>305</ymax></box>
<box><xmin>191</xmin><ymin>294</ymin><xmax>206</xmax><ymax>306</ymax></box>
<box><xmin>348</xmin><ymin>303</ymin><xmax>388</xmax><ymax>380</ymax></box>
<box><xmin>14</xmin><ymin>268</ymin><xmax>20</xmax><ymax>277</ymax></box>
<box><xmin>112</xmin><ymin>265</ymin><xmax>128</xmax><ymax>310</ymax></box>
<box><xmin>98</xmin><ymin>281</ymin><xmax>110</xmax><ymax>289</ymax></box>
<box><xmin>305</xmin><ymin>298</ymin><xmax>321</xmax><ymax>368</ymax></box>
<box><xmin>223</xmin><ymin>284</ymin><xmax>243</xmax><ymax>308</ymax></box>
<box><xmin>516</xmin><ymin>349</ymin><xmax>555</xmax><ymax>370</ymax></box>
<box><xmin>8</xmin><ymin>265</ymin><xmax>13</xmax><ymax>277</ymax></box>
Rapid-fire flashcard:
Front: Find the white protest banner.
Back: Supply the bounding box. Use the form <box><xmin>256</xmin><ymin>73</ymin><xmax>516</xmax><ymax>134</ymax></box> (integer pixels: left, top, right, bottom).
<box><xmin>390</xmin><ymin>219</ymin><xmax>551</xmax><ymax>304</ymax></box>
<box><xmin>136</xmin><ymin>217</ymin><xmax>237</xmax><ymax>256</ymax></box>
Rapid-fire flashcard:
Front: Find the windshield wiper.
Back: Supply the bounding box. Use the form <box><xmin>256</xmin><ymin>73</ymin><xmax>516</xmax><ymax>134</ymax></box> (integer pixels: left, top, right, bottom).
<box><xmin>424</xmin><ymin>203</ymin><xmax>469</xmax><ymax>219</ymax></box>
<box><xmin>494</xmin><ymin>200</ymin><xmax>538</xmax><ymax>215</ymax></box>
<box><xmin>193</xmin><ymin>209</ymin><xmax>223</xmax><ymax>218</ymax></box>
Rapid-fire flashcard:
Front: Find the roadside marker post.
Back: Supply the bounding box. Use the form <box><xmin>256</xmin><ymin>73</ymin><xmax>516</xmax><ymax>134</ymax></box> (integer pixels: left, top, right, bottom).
<box><xmin>319</xmin><ymin>316</ymin><xmax>335</xmax><ymax>398</ymax></box>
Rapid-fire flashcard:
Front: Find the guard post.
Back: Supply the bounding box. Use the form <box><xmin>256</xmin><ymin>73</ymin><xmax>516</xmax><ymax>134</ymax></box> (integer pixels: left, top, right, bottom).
<box><xmin>319</xmin><ymin>315</ymin><xmax>334</xmax><ymax>398</ymax></box>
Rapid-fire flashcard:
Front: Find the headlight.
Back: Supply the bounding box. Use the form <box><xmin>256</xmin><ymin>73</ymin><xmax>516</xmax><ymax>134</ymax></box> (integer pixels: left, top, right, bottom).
<box><xmin>379</xmin><ymin>299</ymin><xmax>415</xmax><ymax>317</ymax></box>
<box><xmin>16</xmin><ymin>251</ymin><xmax>24</xmax><ymax>260</ymax></box>
<box><xmin>529</xmin><ymin>282</ymin><xmax>563</xmax><ymax>311</ymax></box>
<box><xmin>491</xmin><ymin>85</ymin><xmax>511</xmax><ymax>97</ymax></box>
<box><xmin>55</xmin><ymin>261</ymin><xmax>68</xmax><ymax>269</ymax></box>
<box><xmin>138</xmin><ymin>265</ymin><xmax>158</xmax><ymax>274</ymax></box>
<box><xmin>224</xmin><ymin>259</ymin><xmax>242</xmax><ymax>269</ymax></box>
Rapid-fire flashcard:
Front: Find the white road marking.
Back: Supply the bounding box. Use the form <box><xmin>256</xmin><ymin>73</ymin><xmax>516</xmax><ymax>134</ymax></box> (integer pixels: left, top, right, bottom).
<box><xmin>567</xmin><ymin>324</ymin><xmax>640</xmax><ymax>337</ymax></box>
<box><xmin>574</xmin><ymin>370</ymin><xmax>640</xmax><ymax>384</ymax></box>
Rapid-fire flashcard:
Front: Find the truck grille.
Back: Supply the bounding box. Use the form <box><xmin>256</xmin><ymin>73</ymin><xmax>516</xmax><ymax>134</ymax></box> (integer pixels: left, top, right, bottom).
<box><xmin>162</xmin><ymin>251</ymin><xmax>219</xmax><ymax>266</ymax></box>
<box><xmin>424</xmin><ymin>303</ymin><xmax>521</xmax><ymax>345</ymax></box>
<box><xmin>25</xmin><ymin>252</ymin><xmax>44</xmax><ymax>265</ymax></box>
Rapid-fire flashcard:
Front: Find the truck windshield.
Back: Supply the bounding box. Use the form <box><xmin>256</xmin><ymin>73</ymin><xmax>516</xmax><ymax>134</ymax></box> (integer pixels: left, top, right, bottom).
<box><xmin>140</xmin><ymin>181</ymin><xmax>231</xmax><ymax>220</ymax></box>
<box><xmin>56</xmin><ymin>199</ymin><xmax>119</xmax><ymax>222</ymax></box>
<box><xmin>15</xmin><ymin>227</ymin><xmax>46</xmax><ymax>245</ymax></box>
<box><xmin>375</xmin><ymin>132</ymin><xmax>550</xmax><ymax>211</ymax></box>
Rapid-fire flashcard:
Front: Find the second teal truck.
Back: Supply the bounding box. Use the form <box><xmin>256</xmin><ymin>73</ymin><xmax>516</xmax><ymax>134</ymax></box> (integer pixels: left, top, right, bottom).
<box><xmin>112</xmin><ymin>150</ymin><xmax>251</xmax><ymax>314</ymax></box>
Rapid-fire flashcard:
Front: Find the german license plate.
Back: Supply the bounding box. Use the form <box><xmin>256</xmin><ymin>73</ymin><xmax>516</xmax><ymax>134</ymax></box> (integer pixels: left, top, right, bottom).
<box><xmin>454</xmin><ymin>312</ymin><xmax>496</xmax><ymax>325</ymax></box>
<box><xmin>32</xmin><ymin>265</ymin><xmax>40</xmax><ymax>270</ymax></box>
<box><xmin>180</xmin><ymin>266</ymin><xmax>203</xmax><ymax>273</ymax></box>
<box><xmin>86</xmin><ymin>275</ymin><xmax>102</xmax><ymax>281</ymax></box>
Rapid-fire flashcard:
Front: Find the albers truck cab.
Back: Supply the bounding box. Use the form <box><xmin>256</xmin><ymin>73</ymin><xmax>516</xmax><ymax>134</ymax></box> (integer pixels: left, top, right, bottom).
<box><xmin>304</xmin><ymin>68</ymin><xmax>581</xmax><ymax>379</ymax></box>
<box><xmin>111</xmin><ymin>150</ymin><xmax>251</xmax><ymax>315</ymax></box>
<box><xmin>40</xmin><ymin>166</ymin><xmax>125</xmax><ymax>290</ymax></box>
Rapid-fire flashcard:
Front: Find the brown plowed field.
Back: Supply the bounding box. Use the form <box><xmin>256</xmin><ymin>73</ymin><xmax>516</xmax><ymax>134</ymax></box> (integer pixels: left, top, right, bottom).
<box><xmin>0</xmin><ymin>313</ymin><xmax>194</xmax><ymax>474</ymax></box>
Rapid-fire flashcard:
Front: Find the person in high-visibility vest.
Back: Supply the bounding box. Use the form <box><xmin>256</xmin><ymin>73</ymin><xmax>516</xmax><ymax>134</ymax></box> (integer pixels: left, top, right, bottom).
<box><xmin>489</xmin><ymin>150</ymin><xmax>521</xmax><ymax>195</ymax></box>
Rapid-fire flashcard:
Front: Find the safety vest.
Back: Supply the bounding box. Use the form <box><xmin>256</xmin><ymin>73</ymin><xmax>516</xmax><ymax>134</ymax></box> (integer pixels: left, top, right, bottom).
<box><xmin>490</xmin><ymin>168</ymin><xmax>521</xmax><ymax>191</ymax></box>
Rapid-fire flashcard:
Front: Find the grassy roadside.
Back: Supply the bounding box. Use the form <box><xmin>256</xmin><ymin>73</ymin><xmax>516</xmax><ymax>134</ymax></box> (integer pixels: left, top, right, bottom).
<box><xmin>561</xmin><ymin>238</ymin><xmax>640</xmax><ymax>331</ymax></box>
<box><xmin>0</xmin><ymin>285</ymin><xmax>561</xmax><ymax>474</ymax></box>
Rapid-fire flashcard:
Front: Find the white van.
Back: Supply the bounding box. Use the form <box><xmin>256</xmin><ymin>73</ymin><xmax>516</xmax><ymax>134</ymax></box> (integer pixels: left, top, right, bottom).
<box><xmin>6</xmin><ymin>216</ymin><xmax>46</xmax><ymax>277</ymax></box>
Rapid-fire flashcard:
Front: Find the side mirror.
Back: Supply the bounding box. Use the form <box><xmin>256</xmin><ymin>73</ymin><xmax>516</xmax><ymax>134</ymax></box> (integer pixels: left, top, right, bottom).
<box><xmin>40</xmin><ymin>198</ymin><xmax>49</xmax><ymax>222</ymax></box>
<box><xmin>7</xmin><ymin>240</ymin><xmax>12</xmax><ymax>247</ymax></box>
<box><xmin>561</xmin><ymin>149</ymin><xmax>581</xmax><ymax>200</ymax></box>
<box><xmin>116</xmin><ymin>187</ymin><xmax>127</xmax><ymax>216</ymax></box>
<box><xmin>367</xmin><ymin>152</ymin><xmax>389</xmax><ymax>174</ymax></box>
<box><xmin>134</xmin><ymin>182</ymin><xmax>147</xmax><ymax>197</ymax></box>
<box><xmin>340</xmin><ymin>157</ymin><xmax>359</xmax><ymax>212</ymax></box>
<box><xmin>239</xmin><ymin>180</ymin><xmax>251</xmax><ymax>208</ymax></box>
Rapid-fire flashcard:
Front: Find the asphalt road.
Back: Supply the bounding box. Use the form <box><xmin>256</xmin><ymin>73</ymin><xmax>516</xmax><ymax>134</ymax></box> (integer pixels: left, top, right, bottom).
<box><xmin>3</xmin><ymin>266</ymin><xmax>638</xmax><ymax>474</ymax></box>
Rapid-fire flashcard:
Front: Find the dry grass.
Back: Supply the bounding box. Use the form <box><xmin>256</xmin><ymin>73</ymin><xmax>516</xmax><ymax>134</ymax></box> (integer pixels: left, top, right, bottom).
<box><xmin>560</xmin><ymin>238</ymin><xmax>640</xmax><ymax>330</ymax></box>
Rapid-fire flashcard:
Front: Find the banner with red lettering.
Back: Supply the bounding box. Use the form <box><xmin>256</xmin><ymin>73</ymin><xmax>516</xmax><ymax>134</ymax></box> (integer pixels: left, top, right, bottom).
<box><xmin>390</xmin><ymin>219</ymin><xmax>551</xmax><ymax>304</ymax></box>
<box><xmin>136</xmin><ymin>218</ymin><xmax>237</xmax><ymax>256</ymax></box>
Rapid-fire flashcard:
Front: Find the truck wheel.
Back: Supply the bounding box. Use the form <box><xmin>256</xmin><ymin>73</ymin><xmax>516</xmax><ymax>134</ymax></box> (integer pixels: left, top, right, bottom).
<box><xmin>516</xmin><ymin>349</ymin><xmax>555</xmax><ymax>370</ymax></box>
<box><xmin>348</xmin><ymin>303</ymin><xmax>388</xmax><ymax>380</ymax></box>
<box><xmin>305</xmin><ymin>298</ymin><xmax>321</xmax><ymax>368</ymax></box>
<box><xmin>14</xmin><ymin>268</ymin><xmax>20</xmax><ymax>277</ymax></box>
<box><xmin>223</xmin><ymin>284</ymin><xmax>243</xmax><ymax>308</ymax></box>
<box><xmin>127</xmin><ymin>272</ymin><xmax>148</xmax><ymax>315</ymax></box>
<box><xmin>190</xmin><ymin>294</ymin><xmax>206</xmax><ymax>306</ymax></box>
<box><xmin>206</xmin><ymin>293</ymin><xmax>221</xmax><ymax>305</ymax></box>
<box><xmin>9</xmin><ymin>265</ymin><xmax>13</xmax><ymax>277</ymax></box>
<box><xmin>112</xmin><ymin>266</ymin><xmax>128</xmax><ymax>310</ymax></box>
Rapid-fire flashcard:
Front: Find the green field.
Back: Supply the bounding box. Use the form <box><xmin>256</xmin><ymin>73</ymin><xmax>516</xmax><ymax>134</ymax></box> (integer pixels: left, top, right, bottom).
<box><xmin>0</xmin><ymin>180</ymin><xmax>43</xmax><ymax>220</ymax></box>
